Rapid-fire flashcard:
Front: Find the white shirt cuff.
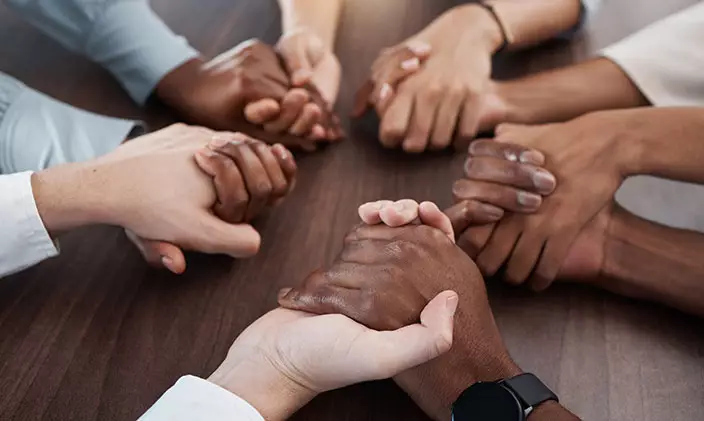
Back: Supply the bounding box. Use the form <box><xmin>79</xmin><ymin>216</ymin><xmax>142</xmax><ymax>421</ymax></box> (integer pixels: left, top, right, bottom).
<box><xmin>139</xmin><ymin>376</ymin><xmax>264</xmax><ymax>421</ymax></box>
<box><xmin>86</xmin><ymin>1</ymin><xmax>200</xmax><ymax>104</ymax></box>
<box><xmin>0</xmin><ymin>171</ymin><xmax>58</xmax><ymax>278</ymax></box>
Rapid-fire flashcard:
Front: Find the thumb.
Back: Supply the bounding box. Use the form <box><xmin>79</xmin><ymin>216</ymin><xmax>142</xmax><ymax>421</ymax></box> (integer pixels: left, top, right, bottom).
<box><xmin>360</xmin><ymin>290</ymin><xmax>458</xmax><ymax>379</ymax></box>
<box><xmin>125</xmin><ymin>230</ymin><xmax>186</xmax><ymax>274</ymax></box>
<box><xmin>191</xmin><ymin>212</ymin><xmax>262</xmax><ymax>258</ymax></box>
<box><xmin>418</xmin><ymin>202</ymin><xmax>455</xmax><ymax>242</ymax></box>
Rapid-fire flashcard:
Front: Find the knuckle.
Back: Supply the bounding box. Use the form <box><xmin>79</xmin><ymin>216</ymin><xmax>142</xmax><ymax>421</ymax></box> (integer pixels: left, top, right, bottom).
<box><xmin>452</xmin><ymin>179</ymin><xmax>471</xmax><ymax>201</ymax></box>
<box><xmin>504</xmin><ymin>270</ymin><xmax>527</xmax><ymax>286</ymax></box>
<box><xmin>344</xmin><ymin>227</ymin><xmax>363</xmax><ymax>244</ymax></box>
<box><xmin>271</xmin><ymin>181</ymin><xmax>288</xmax><ymax>198</ymax></box>
<box><xmin>170</xmin><ymin>122</ymin><xmax>188</xmax><ymax>131</ymax></box>
<box><xmin>424</xmin><ymin>84</ymin><xmax>445</xmax><ymax>100</ymax></box>
<box><xmin>381</xmin><ymin>126</ymin><xmax>405</xmax><ymax>143</ymax></box>
<box><xmin>252</xmin><ymin>181</ymin><xmax>273</xmax><ymax>198</ymax></box>
<box><xmin>380</xmin><ymin>264</ymin><xmax>404</xmax><ymax>281</ymax></box>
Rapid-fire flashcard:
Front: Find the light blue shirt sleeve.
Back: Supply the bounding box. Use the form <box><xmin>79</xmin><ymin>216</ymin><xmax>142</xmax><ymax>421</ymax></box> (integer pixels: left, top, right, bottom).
<box><xmin>0</xmin><ymin>72</ymin><xmax>138</xmax><ymax>174</ymax></box>
<box><xmin>4</xmin><ymin>0</ymin><xmax>200</xmax><ymax>104</ymax></box>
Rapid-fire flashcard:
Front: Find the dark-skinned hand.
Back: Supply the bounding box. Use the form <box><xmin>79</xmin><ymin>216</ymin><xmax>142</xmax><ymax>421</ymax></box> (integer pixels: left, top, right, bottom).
<box><xmin>450</xmin><ymin>117</ymin><xmax>626</xmax><ymax>289</ymax></box>
<box><xmin>130</xmin><ymin>132</ymin><xmax>297</xmax><ymax>274</ymax></box>
<box><xmin>278</xmin><ymin>199</ymin><xmax>521</xmax><ymax>420</ymax></box>
<box><xmin>156</xmin><ymin>39</ymin><xmax>343</xmax><ymax>150</ymax></box>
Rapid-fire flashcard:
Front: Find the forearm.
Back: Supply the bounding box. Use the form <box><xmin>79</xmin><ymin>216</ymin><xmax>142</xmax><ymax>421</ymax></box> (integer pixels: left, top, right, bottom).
<box><xmin>496</xmin><ymin>58</ymin><xmax>648</xmax><ymax>126</ymax></box>
<box><xmin>599</xmin><ymin>206</ymin><xmax>704</xmax><ymax>318</ymax></box>
<box><xmin>621</xmin><ymin>107</ymin><xmax>704</xmax><ymax>184</ymax></box>
<box><xmin>278</xmin><ymin>0</ymin><xmax>343</xmax><ymax>48</ymax></box>
<box><xmin>32</xmin><ymin>162</ymin><xmax>109</xmax><ymax>236</ymax></box>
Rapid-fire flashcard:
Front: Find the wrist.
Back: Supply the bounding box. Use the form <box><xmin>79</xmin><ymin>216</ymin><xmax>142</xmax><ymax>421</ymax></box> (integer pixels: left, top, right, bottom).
<box><xmin>450</xmin><ymin>4</ymin><xmax>504</xmax><ymax>54</ymax></box>
<box><xmin>528</xmin><ymin>400</ymin><xmax>578</xmax><ymax>420</ymax></box>
<box><xmin>581</xmin><ymin>109</ymin><xmax>647</xmax><ymax>179</ymax></box>
<box><xmin>32</xmin><ymin>163</ymin><xmax>108</xmax><ymax>235</ymax></box>
<box><xmin>419</xmin><ymin>4</ymin><xmax>503</xmax><ymax>55</ymax></box>
<box><xmin>155</xmin><ymin>57</ymin><xmax>207</xmax><ymax>111</ymax></box>
<box><xmin>395</xmin><ymin>326</ymin><xmax>522</xmax><ymax>420</ymax></box>
<box><xmin>208</xmin><ymin>355</ymin><xmax>316</xmax><ymax>420</ymax></box>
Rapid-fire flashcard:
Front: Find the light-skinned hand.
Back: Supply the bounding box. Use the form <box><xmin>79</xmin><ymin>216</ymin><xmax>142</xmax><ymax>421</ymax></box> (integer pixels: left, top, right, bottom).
<box><xmin>207</xmin><ymin>290</ymin><xmax>458</xmax><ymax>420</ymax></box>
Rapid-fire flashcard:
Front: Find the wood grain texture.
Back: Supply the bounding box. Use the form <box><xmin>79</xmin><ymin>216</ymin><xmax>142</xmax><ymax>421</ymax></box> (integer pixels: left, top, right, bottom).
<box><xmin>1</xmin><ymin>1</ymin><xmax>703</xmax><ymax>420</ymax></box>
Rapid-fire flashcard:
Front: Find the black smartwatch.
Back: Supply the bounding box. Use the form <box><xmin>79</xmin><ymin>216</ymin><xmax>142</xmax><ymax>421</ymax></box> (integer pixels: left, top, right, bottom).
<box><xmin>452</xmin><ymin>373</ymin><xmax>558</xmax><ymax>420</ymax></box>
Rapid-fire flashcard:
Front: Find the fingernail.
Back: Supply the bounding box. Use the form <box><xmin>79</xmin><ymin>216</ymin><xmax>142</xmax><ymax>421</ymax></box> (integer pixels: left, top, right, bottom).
<box><xmin>379</xmin><ymin>83</ymin><xmax>393</xmax><ymax>101</ymax></box>
<box><xmin>393</xmin><ymin>202</ymin><xmax>406</xmax><ymax>212</ymax></box>
<box><xmin>446</xmin><ymin>294</ymin><xmax>459</xmax><ymax>315</ymax></box>
<box><xmin>520</xmin><ymin>150</ymin><xmax>545</xmax><ymax>166</ymax></box>
<box><xmin>505</xmin><ymin>152</ymin><xmax>518</xmax><ymax>162</ymax></box>
<box><xmin>464</xmin><ymin>157</ymin><xmax>473</xmax><ymax>174</ymax></box>
<box><xmin>481</xmin><ymin>204</ymin><xmax>504</xmax><ymax>221</ymax></box>
<box><xmin>161</xmin><ymin>256</ymin><xmax>173</xmax><ymax>268</ymax></box>
<box><xmin>532</xmin><ymin>170</ymin><xmax>556</xmax><ymax>192</ymax></box>
<box><xmin>372</xmin><ymin>201</ymin><xmax>385</xmax><ymax>210</ymax></box>
<box><xmin>407</xmin><ymin>41</ymin><xmax>432</xmax><ymax>56</ymax></box>
<box><xmin>209</xmin><ymin>136</ymin><xmax>229</xmax><ymax>148</ymax></box>
<box><xmin>517</xmin><ymin>192</ymin><xmax>541</xmax><ymax>209</ymax></box>
<box><xmin>400</xmin><ymin>57</ymin><xmax>420</xmax><ymax>71</ymax></box>
<box><xmin>198</xmin><ymin>149</ymin><xmax>218</xmax><ymax>158</ymax></box>
<box><xmin>278</xmin><ymin>288</ymin><xmax>293</xmax><ymax>301</ymax></box>
<box><xmin>293</xmin><ymin>69</ymin><xmax>312</xmax><ymax>84</ymax></box>
<box><xmin>273</xmin><ymin>144</ymin><xmax>291</xmax><ymax>160</ymax></box>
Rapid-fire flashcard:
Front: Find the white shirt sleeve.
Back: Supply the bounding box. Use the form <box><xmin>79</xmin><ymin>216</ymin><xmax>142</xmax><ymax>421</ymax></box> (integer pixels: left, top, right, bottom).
<box><xmin>600</xmin><ymin>2</ymin><xmax>704</xmax><ymax>107</ymax></box>
<box><xmin>0</xmin><ymin>171</ymin><xmax>58</xmax><ymax>278</ymax></box>
<box><xmin>4</xmin><ymin>0</ymin><xmax>200</xmax><ymax>104</ymax></box>
<box><xmin>139</xmin><ymin>376</ymin><xmax>265</xmax><ymax>421</ymax></box>
<box><xmin>0</xmin><ymin>72</ymin><xmax>137</xmax><ymax>174</ymax></box>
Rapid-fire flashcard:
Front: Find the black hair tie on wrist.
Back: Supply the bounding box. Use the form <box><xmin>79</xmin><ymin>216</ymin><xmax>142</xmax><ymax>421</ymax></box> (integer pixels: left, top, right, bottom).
<box><xmin>476</xmin><ymin>2</ymin><xmax>513</xmax><ymax>54</ymax></box>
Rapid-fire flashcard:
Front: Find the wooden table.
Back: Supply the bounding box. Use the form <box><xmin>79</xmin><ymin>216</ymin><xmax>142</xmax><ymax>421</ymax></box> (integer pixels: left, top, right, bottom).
<box><xmin>1</xmin><ymin>1</ymin><xmax>703</xmax><ymax>420</ymax></box>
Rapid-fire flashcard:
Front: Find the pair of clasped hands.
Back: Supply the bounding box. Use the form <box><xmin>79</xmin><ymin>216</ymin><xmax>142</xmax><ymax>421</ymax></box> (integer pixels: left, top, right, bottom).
<box><xmin>207</xmin><ymin>199</ymin><xmax>521</xmax><ymax>421</ymax></box>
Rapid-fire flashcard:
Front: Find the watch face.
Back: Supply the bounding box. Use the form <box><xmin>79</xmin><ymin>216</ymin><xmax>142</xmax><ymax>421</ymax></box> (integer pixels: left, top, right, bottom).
<box><xmin>452</xmin><ymin>382</ymin><xmax>524</xmax><ymax>421</ymax></box>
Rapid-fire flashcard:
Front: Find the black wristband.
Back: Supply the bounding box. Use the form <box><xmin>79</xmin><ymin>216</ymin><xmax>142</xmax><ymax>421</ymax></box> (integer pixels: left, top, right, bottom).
<box><xmin>476</xmin><ymin>2</ymin><xmax>512</xmax><ymax>54</ymax></box>
<box><xmin>501</xmin><ymin>373</ymin><xmax>558</xmax><ymax>411</ymax></box>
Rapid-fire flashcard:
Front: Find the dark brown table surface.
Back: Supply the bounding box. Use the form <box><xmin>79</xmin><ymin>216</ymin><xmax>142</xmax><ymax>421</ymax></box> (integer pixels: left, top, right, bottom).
<box><xmin>1</xmin><ymin>1</ymin><xmax>704</xmax><ymax>420</ymax></box>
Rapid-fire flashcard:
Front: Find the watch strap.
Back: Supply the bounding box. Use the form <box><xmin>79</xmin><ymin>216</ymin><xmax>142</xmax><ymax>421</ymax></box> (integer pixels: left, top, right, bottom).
<box><xmin>501</xmin><ymin>373</ymin><xmax>558</xmax><ymax>411</ymax></box>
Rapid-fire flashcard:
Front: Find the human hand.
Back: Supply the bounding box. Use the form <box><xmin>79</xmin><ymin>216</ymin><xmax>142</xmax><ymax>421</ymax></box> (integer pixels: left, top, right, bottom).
<box><xmin>276</xmin><ymin>28</ymin><xmax>341</xmax><ymax>108</ymax></box>
<box><xmin>128</xmin><ymin>131</ymin><xmax>298</xmax><ymax>273</ymax></box>
<box><xmin>156</xmin><ymin>40</ymin><xmax>341</xmax><ymax>149</ymax></box>
<box><xmin>207</xmin><ymin>290</ymin><xmax>457</xmax><ymax>421</ymax></box>
<box><xmin>451</xmin><ymin>114</ymin><xmax>630</xmax><ymax>289</ymax></box>
<box><xmin>372</xmin><ymin>5</ymin><xmax>506</xmax><ymax>152</ymax></box>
